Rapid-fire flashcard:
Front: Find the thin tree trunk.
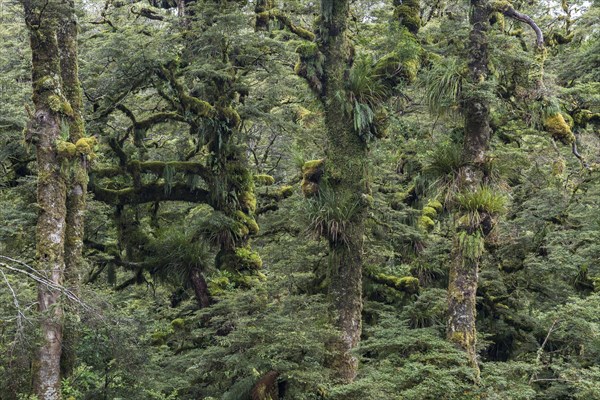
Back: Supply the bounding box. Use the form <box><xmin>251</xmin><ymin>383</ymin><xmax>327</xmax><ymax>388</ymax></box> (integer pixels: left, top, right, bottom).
<box><xmin>59</xmin><ymin>0</ymin><xmax>87</xmax><ymax>377</ymax></box>
<box><xmin>190</xmin><ymin>267</ymin><xmax>212</xmax><ymax>308</ymax></box>
<box><xmin>22</xmin><ymin>1</ymin><xmax>68</xmax><ymax>397</ymax></box>
<box><xmin>446</xmin><ymin>0</ymin><xmax>491</xmax><ymax>377</ymax></box>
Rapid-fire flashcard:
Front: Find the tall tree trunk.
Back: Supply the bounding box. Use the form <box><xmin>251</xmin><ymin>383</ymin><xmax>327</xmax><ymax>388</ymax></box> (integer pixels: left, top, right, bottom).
<box><xmin>446</xmin><ymin>0</ymin><xmax>491</xmax><ymax>377</ymax></box>
<box><xmin>318</xmin><ymin>0</ymin><xmax>367</xmax><ymax>383</ymax></box>
<box><xmin>22</xmin><ymin>1</ymin><xmax>68</xmax><ymax>398</ymax></box>
<box><xmin>58</xmin><ymin>0</ymin><xmax>87</xmax><ymax>377</ymax></box>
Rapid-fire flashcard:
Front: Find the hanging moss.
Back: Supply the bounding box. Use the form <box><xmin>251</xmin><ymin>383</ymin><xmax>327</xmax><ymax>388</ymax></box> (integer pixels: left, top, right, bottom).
<box><xmin>544</xmin><ymin>113</ymin><xmax>575</xmax><ymax>144</ymax></box>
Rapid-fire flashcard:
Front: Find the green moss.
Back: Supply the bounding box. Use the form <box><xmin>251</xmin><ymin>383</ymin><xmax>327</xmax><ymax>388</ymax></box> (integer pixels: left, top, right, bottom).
<box><xmin>35</xmin><ymin>76</ymin><xmax>57</xmax><ymax>91</ymax></box>
<box><xmin>56</xmin><ymin>141</ymin><xmax>76</xmax><ymax>158</ymax></box>
<box><xmin>208</xmin><ymin>275</ymin><xmax>232</xmax><ymax>296</ymax></box>
<box><xmin>489</xmin><ymin>11</ymin><xmax>505</xmax><ymax>30</ymax></box>
<box><xmin>374</xmin><ymin>53</ymin><xmax>419</xmax><ymax>84</ymax></box>
<box><xmin>402</xmin><ymin>58</ymin><xmax>420</xmax><ymax>83</ymax></box>
<box><xmin>75</xmin><ymin>137</ymin><xmax>97</xmax><ymax>156</ymax></box>
<box><xmin>296</xmin><ymin>42</ymin><xmax>319</xmax><ymax>57</ymax></box>
<box><xmin>394</xmin><ymin>0</ymin><xmax>420</xmax><ymax>34</ymax></box>
<box><xmin>422</xmin><ymin>206</ymin><xmax>437</xmax><ymax>218</ymax></box>
<box><xmin>490</xmin><ymin>0</ymin><xmax>511</xmax><ymax>12</ymax></box>
<box><xmin>302</xmin><ymin>159</ymin><xmax>325</xmax><ymax>179</ymax></box>
<box><xmin>278</xmin><ymin>185</ymin><xmax>294</xmax><ymax>198</ymax></box>
<box><xmin>375</xmin><ymin>273</ymin><xmax>420</xmax><ymax>294</ymax></box>
<box><xmin>234</xmin><ymin>210</ymin><xmax>259</xmax><ymax>235</ymax></box>
<box><xmin>301</xmin><ymin>159</ymin><xmax>325</xmax><ymax>197</ymax></box>
<box><xmin>237</xmin><ymin>247</ymin><xmax>262</xmax><ymax>270</ymax></box>
<box><xmin>239</xmin><ymin>191</ymin><xmax>257</xmax><ymax>213</ymax></box>
<box><xmin>544</xmin><ymin>113</ymin><xmax>575</xmax><ymax>144</ymax></box>
<box><xmin>47</xmin><ymin>95</ymin><xmax>63</xmax><ymax>112</ymax></box>
<box><xmin>254</xmin><ymin>174</ymin><xmax>275</xmax><ymax>185</ymax></box>
<box><xmin>427</xmin><ymin>199</ymin><xmax>443</xmax><ymax>211</ymax></box>
<box><xmin>183</xmin><ymin>94</ymin><xmax>215</xmax><ymax>117</ymax></box>
<box><xmin>255</xmin><ymin>11</ymin><xmax>270</xmax><ymax>28</ymax></box>
<box><xmin>418</xmin><ymin>215</ymin><xmax>435</xmax><ymax>231</ymax></box>
<box><xmin>372</xmin><ymin>108</ymin><xmax>389</xmax><ymax>138</ymax></box>
<box><xmin>552</xmin><ymin>159</ymin><xmax>565</xmax><ymax>176</ymax></box>
<box><xmin>170</xmin><ymin>318</ymin><xmax>185</xmax><ymax>330</ymax></box>
<box><xmin>47</xmin><ymin>94</ymin><xmax>74</xmax><ymax>116</ymax></box>
<box><xmin>218</xmin><ymin>106</ymin><xmax>241</xmax><ymax>128</ymax></box>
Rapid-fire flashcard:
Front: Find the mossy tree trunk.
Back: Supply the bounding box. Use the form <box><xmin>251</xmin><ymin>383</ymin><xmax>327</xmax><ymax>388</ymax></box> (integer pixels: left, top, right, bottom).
<box><xmin>22</xmin><ymin>1</ymin><xmax>68</xmax><ymax>398</ymax></box>
<box><xmin>318</xmin><ymin>0</ymin><xmax>368</xmax><ymax>383</ymax></box>
<box><xmin>446</xmin><ymin>0</ymin><xmax>491</xmax><ymax>377</ymax></box>
<box><xmin>58</xmin><ymin>0</ymin><xmax>87</xmax><ymax>377</ymax></box>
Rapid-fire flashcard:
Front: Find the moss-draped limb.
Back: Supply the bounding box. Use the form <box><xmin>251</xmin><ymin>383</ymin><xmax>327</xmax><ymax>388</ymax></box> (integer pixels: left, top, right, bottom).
<box><xmin>92</xmin><ymin>160</ymin><xmax>211</xmax><ymax>181</ymax></box>
<box><xmin>255</xmin><ymin>8</ymin><xmax>315</xmax><ymax>41</ymax></box>
<box><xmin>156</xmin><ymin>65</ymin><xmax>217</xmax><ymax>119</ymax></box>
<box><xmin>364</xmin><ymin>267</ymin><xmax>420</xmax><ymax>294</ymax></box>
<box><xmin>90</xmin><ymin>182</ymin><xmax>211</xmax><ymax>205</ymax></box>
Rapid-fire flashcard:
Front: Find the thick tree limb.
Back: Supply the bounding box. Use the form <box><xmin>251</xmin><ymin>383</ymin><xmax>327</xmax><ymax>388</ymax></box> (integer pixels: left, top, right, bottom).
<box><xmin>92</xmin><ymin>160</ymin><xmax>210</xmax><ymax>181</ymax></box>
<box><xmin>90</xmin><ymin>182</ymin><xmax>211</xmax><ymax>205</ymax></box>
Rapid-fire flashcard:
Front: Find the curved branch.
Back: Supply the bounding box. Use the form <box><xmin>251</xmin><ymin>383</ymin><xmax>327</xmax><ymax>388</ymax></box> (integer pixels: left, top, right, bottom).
<box><xmin>572</xmin><ymin>139</ymin><xmax>590</xmax><ymax>170</ymax></box>
<box><xmin>500</xmin><ymin>5</ymin><xmax>544</xmax><ymax>47</ymax></box>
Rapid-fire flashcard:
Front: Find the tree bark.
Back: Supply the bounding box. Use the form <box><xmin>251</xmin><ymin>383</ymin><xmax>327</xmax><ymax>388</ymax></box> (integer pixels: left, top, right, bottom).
<box><xmin>22</xmin><ymin>1</ymin><xmax>68</xmax><ymax>398</ymax></box>
<box><xmin>190</xmin><ymin>267</ymin><xmax>213</xmax><ymax>308</ymax></box>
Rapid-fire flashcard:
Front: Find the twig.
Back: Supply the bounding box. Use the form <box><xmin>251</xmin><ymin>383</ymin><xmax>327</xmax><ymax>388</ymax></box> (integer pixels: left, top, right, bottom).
<box><xmin>529</xmin><ymin>318</ymin><xmax>560</xmax><ymax>384</ymax></box>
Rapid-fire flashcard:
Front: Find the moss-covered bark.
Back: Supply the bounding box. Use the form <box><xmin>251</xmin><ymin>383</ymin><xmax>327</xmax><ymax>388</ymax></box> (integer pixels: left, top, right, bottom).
<box><xmin>22</xmin><ymin>1</ymin><xmax>67</xmax><ymax>398</ymax></box>
<box><xmin>447</xmin><ymin>0</ymin><xmax>492</xmax><ymax>377</ymax></box>
<box><xmin>57</xmin><ymin>0</ymin><xmax>86</xmax><ymax>377</ymax></box>
<box><xmin>317</xmin><ymin>0</ymin><xmax>368</xmax><ymax>383</ymax></box>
